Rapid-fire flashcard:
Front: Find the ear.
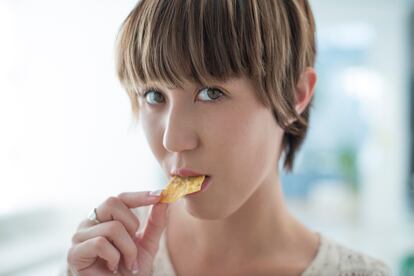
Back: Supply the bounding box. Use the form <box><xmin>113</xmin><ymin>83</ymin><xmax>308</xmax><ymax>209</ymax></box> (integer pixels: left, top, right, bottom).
<box><xmin>295</xmin><ymin>67</ymin><xmax>317</xmax><ymax>114</ymax></box>
<box><xmin>287</xmin><ymin>67</ymin><xmax>317</xmax><ymax>124</ymax></box>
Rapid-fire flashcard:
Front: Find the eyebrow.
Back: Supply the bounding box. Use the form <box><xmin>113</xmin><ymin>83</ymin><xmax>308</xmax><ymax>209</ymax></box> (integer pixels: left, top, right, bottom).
<box><xmin>136</xmin><ymin>84</ymin><xmax>178</xmax><ymax>96</ymax></box>
<box><xmin>140</xmin><ymin>83</ymin><xmax>177</xmax><ymax>90</ymax></box>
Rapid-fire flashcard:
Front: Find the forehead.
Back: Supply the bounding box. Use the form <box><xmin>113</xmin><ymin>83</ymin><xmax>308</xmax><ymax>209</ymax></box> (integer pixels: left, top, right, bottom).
<box><xmin>136</xmin><ymin>80</ymin><xmax>178</xmax><ymax>91</ymax></box>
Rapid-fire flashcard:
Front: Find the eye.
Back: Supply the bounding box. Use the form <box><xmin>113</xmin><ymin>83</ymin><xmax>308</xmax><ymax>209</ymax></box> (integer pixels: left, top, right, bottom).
<box><xmin>197</xmin><ymin>87</ymin><xmax>224</xmax><ymax>102</ymax></box>
<box><xmin>143</xmin><ymin>88</ymin><xmax>165</xmax><ymax>105</ymax></box>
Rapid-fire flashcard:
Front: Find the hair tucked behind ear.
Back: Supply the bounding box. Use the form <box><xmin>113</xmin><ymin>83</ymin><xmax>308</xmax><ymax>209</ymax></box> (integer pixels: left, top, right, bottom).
<box><xmin>278</xmin><ymin>0</ymin><xmax>317</xmax><ymax>172</ymax></box>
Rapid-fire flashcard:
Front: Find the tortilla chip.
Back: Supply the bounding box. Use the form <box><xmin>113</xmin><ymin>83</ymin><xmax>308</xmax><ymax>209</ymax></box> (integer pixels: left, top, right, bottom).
<box><xmin>160</xmin><ymin>175</ymin><xmax>206</xmax><ymax>203</ymax></box>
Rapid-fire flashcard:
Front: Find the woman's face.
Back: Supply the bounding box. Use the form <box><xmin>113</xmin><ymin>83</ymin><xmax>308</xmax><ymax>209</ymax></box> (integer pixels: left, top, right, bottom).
<box><xmin>138</xmin><ymin>76</ymin><xmax>284</xmax><ymax>219</ymax></box>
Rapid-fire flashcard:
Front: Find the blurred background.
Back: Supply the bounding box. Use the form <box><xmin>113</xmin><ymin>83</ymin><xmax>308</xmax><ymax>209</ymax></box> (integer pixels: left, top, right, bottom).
<box><xmin>0</xmin><ymin>0</ymin><xmax>413</xmax><ymax>275</ymax></box>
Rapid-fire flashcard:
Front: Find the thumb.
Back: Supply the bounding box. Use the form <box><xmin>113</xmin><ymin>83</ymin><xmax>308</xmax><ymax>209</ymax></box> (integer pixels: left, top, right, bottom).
<box><xmin>137</xmin><ymin>202</ymin><xmax>170</xmax><ymax>256</ymax></box>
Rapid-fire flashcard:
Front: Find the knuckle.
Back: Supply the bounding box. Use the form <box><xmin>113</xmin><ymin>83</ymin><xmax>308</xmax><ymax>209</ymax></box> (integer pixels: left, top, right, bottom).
<box><xmin>113</xmin><ymin>254</ymin><xmax>121</xmax><ymax>268</ymax></box>
<box><xmin>105</xmin><ymin>196</ymin><xmax>120</xmax><ymax>208</ymax></box>
<box><xmin>107</xmin><ymin>220</ymin><xmax>124</xmax><ymax>234</ymax></box>
<box><xmin>114</xmin><ymin>249</ymin><xmax>121</xmax><ymax>260</ymax></box>
<box><xmin>71</xmin><ymin>232</ymin><xmax>80</xmax><ymax>244</ymax></box>
<box><xmin>77</xmin><ymin>219</ymin><xmax>90</xmax><ymax>230</ymax></box>
<box><xmin>117</xmin><ymin>192</ymin><xmax>127</xmax><ymax>199</ymax></box>
<box><xmin>92</xmin><ymin>236</ymin><xmax>107</xmax><ymax>251</ymax></box>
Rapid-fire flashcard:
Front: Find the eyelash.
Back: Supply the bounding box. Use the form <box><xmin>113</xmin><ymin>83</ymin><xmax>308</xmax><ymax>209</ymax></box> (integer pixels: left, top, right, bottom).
<box><xmin>140</xmin><ymin>86</ymin><xmax>225</xmax><ymax>105</ymax></box>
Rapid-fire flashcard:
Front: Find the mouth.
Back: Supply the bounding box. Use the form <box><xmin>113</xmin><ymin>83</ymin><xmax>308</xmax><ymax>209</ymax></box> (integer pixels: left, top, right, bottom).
<box><xmin>185</xmin><ymin>175</ymin><xmax>211</xmax><ymax>196</ymax></box>
<box><xmin>169</xmin><ymin>167</ymin><xmax>208</xmax><ymax>178</ymax></box>
<box><xmin>167</xmin><ymin>168</ymin><xmax>211</xmax><ymax>198</ymax></box>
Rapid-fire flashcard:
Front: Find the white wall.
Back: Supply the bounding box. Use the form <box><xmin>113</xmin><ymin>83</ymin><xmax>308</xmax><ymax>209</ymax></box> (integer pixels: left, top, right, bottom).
<box><xmin>0</xmin><ymin>0</ymin><xmax>164</xmax><ymax>216</ymax></box>
<box><xmin>0</xmin><ymin>1</ymin><xmax>162</xmax><ymax>273</ymax></box>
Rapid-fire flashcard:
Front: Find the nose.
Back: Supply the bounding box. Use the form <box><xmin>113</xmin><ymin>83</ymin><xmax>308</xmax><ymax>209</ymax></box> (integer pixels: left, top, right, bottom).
<box><xmin>162</xmin><ymin>105</ymin><xmax>199</xmax><ymax>153</ymax></box>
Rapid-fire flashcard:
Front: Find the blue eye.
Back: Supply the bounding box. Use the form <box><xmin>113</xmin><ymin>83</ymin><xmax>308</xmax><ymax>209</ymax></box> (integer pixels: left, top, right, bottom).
<box><xmin>143</xmin><ymin>89</ymin><xmax>165</xmax><ymax>105</ymax></box>
<box><xmin>197</xmin><ymin>87</ymin><xmax>224</xmax><ymax>102</ymax></box>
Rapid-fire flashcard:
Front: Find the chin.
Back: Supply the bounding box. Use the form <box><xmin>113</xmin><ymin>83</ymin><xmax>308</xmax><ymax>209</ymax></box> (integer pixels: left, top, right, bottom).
<box><xmin>182</xmin><ymin>199</ymin><xmax>237</xmax><ymax>221</ymax></box>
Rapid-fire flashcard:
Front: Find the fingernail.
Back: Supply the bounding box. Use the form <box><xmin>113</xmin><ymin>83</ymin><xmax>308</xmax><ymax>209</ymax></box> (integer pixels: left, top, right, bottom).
<box><xmin>113</xmin><ymin>264</ymin><xmax>118</xmax><ymax>274</ymax></box>
<box><xmin>149</xmin><ymin>189</ymin><xmax>163</xmax><ymax>196</ymax></box>
<box><xmin>132</xmin><ymin>261</ymin><xmax>139</xmax><ymax>274</ymax></box>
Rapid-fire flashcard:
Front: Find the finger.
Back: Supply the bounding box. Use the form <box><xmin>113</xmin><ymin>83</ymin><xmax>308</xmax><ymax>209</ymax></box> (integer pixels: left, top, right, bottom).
<box><xmin>91</xmin><ymin>192</ymin><xmax>160</xmax><ymax>236</ymax></box>
<box><xmin>138</xmin><ymin>203</ymin><xmax>170</xmax><ymax>256</ymax></box>
<box><xmin>72</xmin><ymin>220</ymin><xmax>137</xmax><ymax>271</ymax></box>
<box><xmin>68</xmin><ymin>236</ymin><xmax>120</xmax><ymax>273</ymax></box>
<box><xmin>118</xmin><ymin>191</ymin><xmax>162</xmax><ymax>208</ymax></box>
<box><xmin>94</xmin><ymin>196</ymin><xmax>142</xmax><ymax>237</ymax></box>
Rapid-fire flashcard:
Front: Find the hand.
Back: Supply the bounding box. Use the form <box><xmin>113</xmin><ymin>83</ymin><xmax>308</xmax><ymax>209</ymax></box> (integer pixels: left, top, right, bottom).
<box><xmin>67</xmin><ymin>191</ymin><xmax>169</xmax><ymax>275</ymax></box>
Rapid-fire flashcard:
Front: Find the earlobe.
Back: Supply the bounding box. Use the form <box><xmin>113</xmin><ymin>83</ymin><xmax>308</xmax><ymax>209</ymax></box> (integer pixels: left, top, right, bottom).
<box><xmin>294</xmin><ymin>67</ymin><xmax>317</xmax><ymax>115</ymax></box>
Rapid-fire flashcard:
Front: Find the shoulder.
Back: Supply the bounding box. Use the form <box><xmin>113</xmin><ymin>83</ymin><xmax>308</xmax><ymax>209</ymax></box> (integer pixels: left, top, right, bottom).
<box><xmin>302</xmin><ymin>234</ymin><xmax>392</xmax><ymax>276</ymax></box>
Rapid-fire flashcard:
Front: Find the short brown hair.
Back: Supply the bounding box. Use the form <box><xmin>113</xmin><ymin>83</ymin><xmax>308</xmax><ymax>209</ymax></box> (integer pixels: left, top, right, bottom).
<box><xmin>115</xmin><ymin>0</ymin><xmax>317</xmax><ymax>172</ymax></box>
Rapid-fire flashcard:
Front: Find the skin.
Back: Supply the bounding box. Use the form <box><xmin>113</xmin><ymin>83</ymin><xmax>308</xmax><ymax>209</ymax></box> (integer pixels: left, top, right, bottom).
<box><xmin>138</xmin><ymin>68</ymin><xmax>319</xmax><ymax>275</ymax></box>
<box><xmin>67</xmin><ymin>192</ymin><xmax>169</xmax><ymax>275</ymax></box>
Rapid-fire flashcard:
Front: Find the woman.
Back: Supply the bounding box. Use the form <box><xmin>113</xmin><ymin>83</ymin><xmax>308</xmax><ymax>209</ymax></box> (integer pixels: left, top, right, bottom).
<box><xmin>65</xmin><ymin>0</ymin><xmax>391</xmax><ymax>275</ymax></box>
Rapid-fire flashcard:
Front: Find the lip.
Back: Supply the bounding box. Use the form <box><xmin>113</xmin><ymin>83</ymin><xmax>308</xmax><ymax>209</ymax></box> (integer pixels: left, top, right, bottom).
<box><xmin>169</xmin><ymin>168</ymin><xmax>208</xmax><ymax>177</ymax></box>
<box><xmin>186</xmin><ymin>176</ymin><xmax>211</xmax><ymax>196</ymax></box>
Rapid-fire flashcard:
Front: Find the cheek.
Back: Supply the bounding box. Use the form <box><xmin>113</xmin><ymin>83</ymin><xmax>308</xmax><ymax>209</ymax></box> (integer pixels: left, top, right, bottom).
<box><xmin>141</xmin><ymin>114</ymin><xmax>165</xmax><ymax>161</ymax></box>
<box><xmin>203</xmin><ymin>109</ymin><xmax>279</xmax><ymax>185</ymax></box>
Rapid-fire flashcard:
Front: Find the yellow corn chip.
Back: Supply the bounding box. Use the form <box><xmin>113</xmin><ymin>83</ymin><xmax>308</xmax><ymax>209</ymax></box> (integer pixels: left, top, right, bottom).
<box><xmin>160</xmin><ymin>175</ymin><xmax>206</xmax><ymax>203</ymax></box>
